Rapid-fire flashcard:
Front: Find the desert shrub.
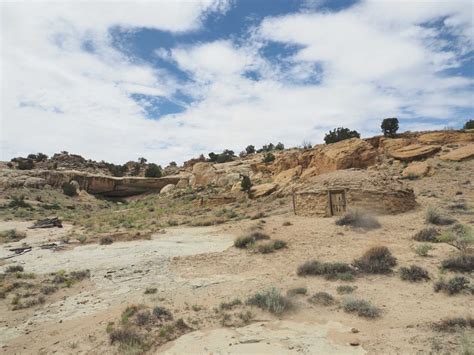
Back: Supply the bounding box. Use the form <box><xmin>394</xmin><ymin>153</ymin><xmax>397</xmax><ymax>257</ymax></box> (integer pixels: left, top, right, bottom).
<box><xmin>426</xmin><ymin>208</ymin><xmax>456</xmax><ymax>226</ymax></box>
<box><xmin>0</xmin><ymin>229</ymin><xmax>26</xmax><ymax>243</ymax></box>
<box><xmin>144</xmin><ymin>163</ymin><xmax>162</xmax><ymax>177</ymax></box>
<box><xmin>308</xmin><ymin>292</ymin><xmax>335</xmax><ymax>306</ymax></box>
<box><xmin>100</xmin><ymin>236</ymin><xmax>113</xmax><ymax>245</ymax></box>
<box><xmin>413</xmin><ymin>228</ymin><xmax>440</xmax><ymax>242</ymax></box>
<box><xmin>219</xmin><ymin>298</ymin><xmax>242</xmax><ymax>310</ymax></box>
<box><xmin>433</xmin><ymin>317</ymin><xmax>474</xmax><ymax>332</ymax></box>
<box><xmin>246</xmin><ymin>287</ymin><xmax>292</xmax><ymax>315</ymax></box>
<box><xmin>6</xmin><ymin>265</ymin><xmax>24</xmax><ymax>273</ymax></box>
<box><xmin>8</xmin><ymin>196</ymin><xmax>32</xmax><ymax>209</ymax></box>
<box><xmin>12</xmin><ymin>295</ymin><xmax>45</xmax><ymax>310</ymax></box>
<box><xmin>297</xmin><ymin>260</ymin><xmax>355</xmax><ymax>280</ymax></box>
<box><xmin>282</xmin><ymin>221</ymin><xmax>292</xmax><ymax>226</ymax></box>
<box><xmin>343</xmin><ymin>298</ymin><xmax>381</xmax><ymax>318</ymax></box>
<box><xmin>287</xmin><ymin>287</ymin><xmax>307</xmax><ymax>296</ymax></box>
<box><xmin>17</xmin><ymin>159</ymin><xmax>34</xmax><ymax>170</ymax></box>
<box><xmin>441</xmin><ymin>253</ymin><xmax>474</xmax><ymax>273</ymax></box>
<box><xmin>415</xmin><ymin>243</ymin><xmax>433</xmax><ymax>257</ymax></box>
<box><xmin>256</xmin><ymin>240</ymin><xmax>287</xmax><ymax>254</ymax></box>
<box><xmin>324</xmin><ymin>127</ymin><xmax>360</xmax><ymax>144</ymax></box>
<box><xmin>438</xmin><ymin>224</ymin><xmax>474</xmax><ymax>253</ymax></box>
<box><xmin>241</xmin><ymin>175</ymin><xmax>252</xmax><ymax>193</ymax></box>
<box><xmin>262</xmin><ymin>152</ymin><xmax>275</xmax><ymax>163</ymax></box>
<box><xmin>62</xmin><ymin>182</ymin><xmax>77</xmax><ymax>197</ymax></box>
<box><xmin>121</xmin><ymin>305</ymin><xmax>139</xmax><ymax>324</ymax></box>
<box><xmin>335</xmin><ymin>210</ymin><xmax>381</xmax><ymax>230</ymax></box>
<box><xmin>381</xmin><ymin>118</ymin><xmax>399</xmax><ymax>137</ymax></box>
<box><xmin>76</xmin><ymin>235</ymin><xmax>87</xmax><ymax>244</ymax></box>
<box><xmin>250</xmin><ymin>212</ymin><xmax>266</xmax><ymax>220</ymax></box>
<box><xmin>69</xmin><ymin>270</ymin><xmax>90</xmax><ymax>281</ymax></box>
<box><xmin>301</xmin><ymin>140</ymin><xmax>312</xmax><ymax>149</ymax></box>
<box><xmin>144</xmin><ymin>287</ymin><xmax>157</xmax><ymax>294</ymax></box>
<box><xmin>399</xmin><ymin>265</ymin><xmax>430</xmax><ymax>282</ymax></box>
<box><xmin>272</xmin><ymin>239</ymin><xmax>287</xmax><ymax>250</ymax></box>
<box><xmin>153</xmin><ymin>306</ymin><xmax>173</xmax><ymax>320</ymax></box>
<box><xmin>464</xmin><ymin>120</ymin><xmax>474</xmax><ymax>130</ymax></box>
<box><xmin>434</xmin><ymin>276</ymin><xmax>472</xmax><ymax>295</ymax></box>
<box><xmin>109</xmin><ymin>328</ymin><xmax>144</xmax><ymax>351</ymax></box>
<box><xmin>234</xmin><ymin>232</ymin><xmax>270</xmax><ymax>248</ymax></box>
<box><xmin>135</xmin><ymin>310</ymin><xmax>151</xmax><ymax>326</ymax></box>
<box><xmin>107</xmin><ymin>163</ymin><xmax>127</xmax><ymax>177</ymax></box>
<box><xmin>41</xmin><ymin>285</ymin><xmax>58</xmax><ymax>295</ymax></box>
<box><xmin>275</xmin><ymin>142</ymin><xmax>285</xmax><ymax>150</ymax></box>
<box><xmin>353</xmin><ymin>246</ymin><xmax>397</xmax><ymax>274</ymax></box>
<box><xmin>337</xmin><ymin>285</ymin><xmax>356</xmax><ymax>294</ymax></box>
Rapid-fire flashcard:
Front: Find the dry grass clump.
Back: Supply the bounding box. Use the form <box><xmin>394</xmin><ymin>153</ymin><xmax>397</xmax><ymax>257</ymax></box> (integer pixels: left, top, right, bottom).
<box><xmin>336</xmin><ymin>285</ymin><xmax>356</xmax><ymax>294</ymax></box>
<box><xmin>415</xmin><ymin>243</ymin><xmax>433</xmax><ymax>257</ymax></box>
<box><xmin>0</xmin><ymin>229</ymin><xmax>26</xmax><ymax>243</ymax></box>
<box><xmin>5</xmin><ymin>265</ymin><xmax>24</xmax><ymax>273</ymax></box>
<box><xmin>297</xmin><ymin>260</ymin><xmax>355</xmax><ymax>280</ymax></box>
<box><xmin>308</xmin><ymin>292</ymin><xmax>335</xmax><ymax>306</ymax></box>
<box><xmin>413</xmin><ymin>227</ymin><xmax>440</xmax><ymax>242</ymax></box>
<box><xmin>256</xmin><ymin>240</ymin><xmax>287</xmax><ymax>254</ymax></box>
<box><xmin>426</xmin><ymin>208</ymin><xmax>456</xmax><ymax>226</ymax></box>
<box><xmin>399</xmin><ymin>265</ymin><xmax>430</xmax><ymax>282</ymax></box>
<box><xmin>109</xmin><ymin>328</ymin><xmax>145</xmax><ymax>353</ymax></box>
<box><xmin>219</xmin><ymin>298</ymin><xmax>242</xmax><ymax>310</ymax></box>
<box><xmin>246</xmin><ymin>287</ymin><xmax>293</xmax><ymax>315</ymax></box>
<box><xmin>153</xmin><ymin>306</ymin><xmax>173</xmax><ymax>321</ymax></box>
<box><xmin>12</xmin><ymin>295</ymin><xmax>45</xmax><ymax>310</ymax></box>
<box><xmin>282</xmin><ymin>221</ymin><xmax>292</xmax><ymax>226</ymax></box>
<box><xmin>287</xmin><ymin>287</ymin><xmax>307</xmax><ymax>296</ymax></box>
<box><xmin>434</xmin><ymin>276</ymin><xmax>472</xmax><ymax>295</ymax></box>
<box><xmin>250</xmin><ymin>212</ymin><xmax>266</xmax><ymax>220</ymax></box>
<box><xmin>144</xmin><ymin>287</ymin><xmax>157</xmax><ymax>295</ymax></box>
<box><xmin>189</xmin><ymin>217</ymin><xmax>226</xmax><ymax>227</ymax></box>
<box><xmin>432</xmin><ymin>317</ymin><xmax>474</xmax><ymax>332</ymax></box>
<box><xmin>335</xmin><ymin>210</ymin><xmax>381</xmax><ymax>230</ymax></box>
<box><xmin>41</xmin><ymin>285</ymin><xmax>58</xmax><ymax>295</ymax></box>
<box><xmin>353</xmin><ymin>246</ymin><xmax>397</xmax><ymax>274</ymax></box>
<box><xmin>99</xmin><ymin>236</ymin><xmax>113</xmax><ymax>245</ymax></box>
<box><xmin>343</xmin><ymin>298</ymin><xmax>381</xmax><ymax>318</ymax></box>
<box><xmin>52</xmin><ymin>269</ymin><xmax>90</xmax><ymax>287</ymax></box>
<box><xmin>234</xmin><ymin>232</ymin><xmax>270</xmax><ymax>248</ymax></box>
<box><xmin>441</xmin><ymin>254</ymin><xmax>474</xmax><ymax>273</ymax></box>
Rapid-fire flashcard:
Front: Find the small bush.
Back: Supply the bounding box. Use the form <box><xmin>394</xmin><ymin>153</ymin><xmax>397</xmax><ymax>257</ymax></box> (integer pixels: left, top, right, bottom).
<box><xmin>69</xmin><ymin>270</ymin><xmax>90</xmax><ymax>281</ymax></box>
<box><xmin>337</xmin><ymin>285</ymin><xmax>356</xmax><ymax>294</ymax></box>
<box><xmin>99</xmin><ymin>236</ymin><xmax>113</xmax><ymax>245</ymax></box>
<box><xmin>62</xmin><ymin>182</ymin><xmax>77</xmax><ymax>197</ymax></box>
<box><xmin>399</xmin><ymin>265</ymin><xmax>430</xmax><ymax>282</ymax></box>
<box><xmin>246</xmin><ymin>287</ymin><xmax>292</xmax><ymax>315</ymax></box>
<box><xmin>0</xmin><ymin>229</ymin><xmax>27</xmax><ymax>242</ymax></box>
<box><xmin>335</xmin><ymin>210</ymin><xmax>381</xmax><ymax>230</ymax></box>
<box><xmin>441</xmin><ymin>254</ymin><xmax>474</xmax><ymax>273</ymax></box>
<box><xmin>219</xmin><ymin>298</ymin><xmax>242</xmax><ymax>310</ymax></box>
<box><xmin>381</xmin><ymin>118</ymin><xmax>399</xmax><ymax>137</ymax></box>
<box><xmin>308</xmin><ymin>292</ymin><xmax>335</xmax><ymax>306</ymax></box>
<box><xmin>415</xmin><ymin>243</ymin><xmax>433</xmax><ymax>257</ymax></box>
<box><xmin>153</xmin><ymin>306</ymin><xmax>173</xmax><ymax>320</ymax></box>
<box><xmin>413</xmin><ymin>228</ymin><xmax>440</xmax><ymax>242</ymax></box>
<box><xmin>241</xmin><ymin>175</ymin><xmax>252</xmax><ymax>193</ymax></box>
<box><xmin>144</xmin><ymin>287</ymin><xmax>157</xmax><ymax>294</ymax></box>
<box><xmin>438</xmin><ymin>224</ymin><xmax>473</xmax><ymax>253</ymax></box>
<box><xmin>234</xmin><ymin>232</ymin><xmax>270</xmax><ymax>248</ymax></box>
<box><xmin>41</xmin><ymin>285</ymin><xmax>58</xmax><ymax>295</ymax></box>
<box><xmin>343</xmin><ymin>298</ymin><xmax>381</xmax><ymax>318</ymax></box>
<box><xmin>297</xmin><ymin>260</ymin><xmax>355</xmax><ymax>280</ymax></box>
<box><xmin>145</xmin><ymin>163</ymin><xmax>162</xmax><ymax>178</ymax></box>
<box><xmin>256</xmin><ymin>239</ymin><xmax>287</xmax><ymax>254</ymax></box>
<box><xmin>17</xmin><ymin>159</ymin><xmax>34</xmax><ymax>170</ymax></box>
<box><xmin>135</xmin><ymin>310</ymin><xmax>151</xmax><ymax>326</ymax></box>
<box><xmin>426</xmin><ymin>208</ymin><xmax>456</xmax><ymax>226</ymax></box>
<box><xmin>262</xmin><ymin>153</ymin><xmax>275</xmax><ymax>163</ymax></box>
<box><xmin>8</xmin><ymin>196</ymin><xmax>32</xmax><ymax>209</ymax></box>
<box><xmin>324</xmin><ymin>127</ymin><xmax>360</xmax><ymax>144</ymax></box>
<box><xmin>76</xmin><ymin>235</ymin><xmax>87</xmax><ymax>244</ymax></box>
<box><xmin>109</xmin><ymin>329</ymin><xmax>143</xmax><ymax>349</ymax></box>
<box><xmin>6</xmin><ymin>265</ymin><xmax>24</xmax><ymax>273</ymax></box>
<box><xmin>287</xmin><ymin>287</ymin><xmax>307</xmax><ymax>296</ymax></box>
<box><xmin>434</xmin><ymin>276</ymin><xmax>472</xmax><ymax>295</ymax></box>
<box><xmin>464</xmin><ymin>120</ymin><xmax>474</xmax><ymax>130</ymax></box>
<box><xmin>282</xmin><ymin>221</ymin><xmax>292</xmax><ymax>226</ymax></box>
<box><xmin>121</xmin><ymin>305</ymin><xmax>139</xmax><ymax>324</ymax></box>
<box><xmin>353</xmin><ymin>246</ymin><xmax>397</xmax><ymax>274</ymax></box>
<box><xmin>433</xmin><ymin>317</ymin><xmax>474</xmax><ymax>332</ymax></box>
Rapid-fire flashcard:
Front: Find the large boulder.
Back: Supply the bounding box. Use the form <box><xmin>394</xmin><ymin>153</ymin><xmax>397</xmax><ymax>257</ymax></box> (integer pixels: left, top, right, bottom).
<box><xmin>379</xmin><ymin>138</ymin><xmax>412</xmax><ymax>154</ymax></box>
<box><xmin>250</xmin><ymin>183</ymin><xmax>278</xmax><ymax>198</ymax></box>
<box><xmin>440</xmin><ymin>144</ymin><xmax>474</xmax><ymax>162</ymax></box>
<box><xmin>190</xmin><ymin>162</ymin><xmax>217</xmax><ymax>186</ymax></box>
<box><xmin>389</xmin><ymin>144</ymin><xmax>441</xmax><ymax>161</ymax></box>
<box><xmin>160</xmin><ymin>184</ymin><xmax>176</xmax><ymax>194</ymax></box>
<box><xmin>24</xmin><ymin>177</ymin><xmax>47</xmax><ymax>188</ymax></box>
<box><xmin>402</xmin><ymin>162</ymin><xmax>431</xmax><ymax>178</ymax></box>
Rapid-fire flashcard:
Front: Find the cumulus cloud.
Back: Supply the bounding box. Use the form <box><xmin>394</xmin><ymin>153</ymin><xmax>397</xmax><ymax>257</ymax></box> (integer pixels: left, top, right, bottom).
<box><xmin>1</xmin><ymin>0</ymin><xmax>472</xmax><ymax>165</ymax></box>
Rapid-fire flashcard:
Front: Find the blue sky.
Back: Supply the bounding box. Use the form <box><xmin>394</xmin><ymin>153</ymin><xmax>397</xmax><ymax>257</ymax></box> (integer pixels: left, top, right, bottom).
<box><xmin>1</xmin><ymin>0</ymin><xmax>473</xmax><ymax>164</ymax></box>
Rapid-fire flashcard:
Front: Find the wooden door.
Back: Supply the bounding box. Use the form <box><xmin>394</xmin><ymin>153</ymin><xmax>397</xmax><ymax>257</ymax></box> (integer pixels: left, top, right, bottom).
<box><xmin>329</xmin><ymin>190</ymin><xmax>346</xmax><ymax>216</ymax></box>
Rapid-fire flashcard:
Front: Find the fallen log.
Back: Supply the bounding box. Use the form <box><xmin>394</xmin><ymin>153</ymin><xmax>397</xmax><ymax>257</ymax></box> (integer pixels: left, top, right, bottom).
<box><xmin>29</xmin><ymin>217</ymin><xmax>63</xmax><ymax>229</ymax></box>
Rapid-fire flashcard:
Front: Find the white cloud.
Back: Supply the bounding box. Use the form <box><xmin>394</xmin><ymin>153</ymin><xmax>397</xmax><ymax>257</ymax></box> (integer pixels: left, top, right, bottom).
<box><xmin>1</xmin><ymin>0</ymin><xmax>473</xmax><ymax>166</ymax></box>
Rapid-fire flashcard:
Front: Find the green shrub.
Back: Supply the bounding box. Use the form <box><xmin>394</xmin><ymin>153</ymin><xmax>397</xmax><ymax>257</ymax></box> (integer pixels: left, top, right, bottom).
<box><xmin>324</xmin><ymin>127</ymin><xmax>360</xmax><ymax>144</ymax></box>
<box><xmin>336</xmin><ymin>285</ymin><xmax>356</xmax><ymax>294</ymax></box>
<box><xmin>256</xmin><ymin>240</ymin><xmax>287</xmax><ymax>254</ymax></box>
<box><xmin>287</xmin><ymin>287</ymin><xmax>307</xmax><ymax>296</ymax></box>
<box><xmin>343</xmin><ymin>298</ymin><xmax>381</xmax><ymax>318</ymax></box>
<box><xmin>415</xmin><ymin>243</ymin><xmax>433</xmax><ymax>257</ymax></box>
<box><xmin>438</xmin><ymin>224</ymin><xmax>473</xmax><ymax>253</ymax></box>
<box><xmin>434</xmin><ymin>276</ymin><xmax>472</xmax><ymax>295</ymax></box>
<box><xmin>145</xmin><ymin>163</ymin><xmax>162</xmax><ymax>177</ymax></box>
<box><xmin>381</xmin><ymin>118</ymin><xmax>399</xmax><ymax>137</ymax></box>
<box><xmin>241</xmin><ymin>175</ymin><xmax>252</xmax><ymax>193</ymax></box>
<box><xmin>426</xmin><ymin>208</ymin><xmax>456</xmax><ymax>226</ymax></box>
<box><xmin>308</xmin><ymin>292</ymin><xmax>335</xmax><ymax>306</ymax></box>
<box><xmin>245</xmin><ymin>145</ymin><xmax>255</xmax><ymax>154</ymax></box>
<box><xmin>335</xmin><ymin>210</ymin><xmax>381</xmax><ymax>230</ymax></box>
<box><xmin>234</xmin><ymin>232</ymin><xmax>270</xmax><ymax>248</ymax></box>
<box><xmin>297</xmin><ymin>260</ymin><xmax>355</xmax><ymax>280</ymax></box>
<box><xmin>41</xmin><ymin>285</ymin><xmax>58</xmax><ymax>295</ymax></box>
<box><xmin>62</xmin><ymin>182</ymin><xmax>77</xmax><ymax>197</ymax></box>
<box><xmin>246</xmin><ymin>287</ymin><xmax>292</xmax><ymax>315</ymax></box>
<box><xmin>399</xmin><ymin>265</ymin><xmax>430</xmax><ymax>282</ymax></box>
<box><xmin>441</xmin><ymin>254</ymin><xmax>474</xmax><ymax>273</ymax></box>
<box><xmin>121</xmin><ymin>305</ymin><xmax>139</xmax><ymax>324</ymax></box>
<box><xmin>17</xmin><ymin>159</ymin><xmax>34</xmax><ymax>170</ymax></box>
<box><xmin>413</xmin><ymin>228</ymin><xmax>440</xmax><ymax>242</ymax></box>
<box><xmin>262</xmin><ymin>152</ymin><xmax>275</xmax><ymax>163</ymax></box>
<box><xmin>8</xmin><ymin>196</ymin><xmax>32</xmax><ymax>209</ymax></box>
<box><xmin>353</xmin><ymin>246</ymin><xmax>397</xmax><ymax>274</ymax></box>
<box><xmin>6</xmin><ymin>265</ymin><xmax>24</xmax><ymax>273</ymax></box>
<box><xmin>463</xmin><ymin>120</ymin><xmax>474</xmax><ymax>130</ymax></box>
<box><xmin>152</xmin><ymin>306</ymin><xmax>173</xmax><ymax>320</ymax></box>
<box><xmin>99</xmin><ymin>236</ymin><xmax>113</xmax><ymax>245</ymax></box>
<box><xmin>433</xmin><ymin>317</ymin><xmax>474</xmax><ymax>332</ymax></box>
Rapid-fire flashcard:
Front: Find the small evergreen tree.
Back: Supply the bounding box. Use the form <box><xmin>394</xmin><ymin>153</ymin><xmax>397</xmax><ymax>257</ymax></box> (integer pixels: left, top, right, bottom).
<box><xmin>324</xmin><ymin>127</ymin><xmax>360</xmax><ymax>144</ymax></box>
<box><xmin>145</xmin><ymin>163</ymin><xmax>162</xmax><ymax>178</ymax></box>
<box><xmin>17</xmin><ymin>159</ymin><xmax>34</xmax><ymax>170</ymax></box>
<box><xmin>464</xmin><ymin>119</ymin><xmax>474</xmax><ymax>129</ymax></box>
<box><xmin>381</xmin><ymin>118</ymin><xmax>399</xmax><ymax>137</ymax></box>
<box><xmin>275</xmin><ymin>142</ymin><xmax>285</xmax><ymax>150</ymax></box>
<box><xmin>245</xmin><ymin>145</ymin><xmax>256</xmax><ymax>154</ymax></box>
<box><xmin>241</xmin><ymin>175</ymin><xmax>252</xmax><ymax>193</ymax></box>
<box><xmin>262</xmin><ymin>152</ymin><xmax>275</xmax><ymax>163</ymax></box>
<box><xmin>138</xmin><ymin>157</ymin><xmax>147</xmax><ymax>164</ymax></box>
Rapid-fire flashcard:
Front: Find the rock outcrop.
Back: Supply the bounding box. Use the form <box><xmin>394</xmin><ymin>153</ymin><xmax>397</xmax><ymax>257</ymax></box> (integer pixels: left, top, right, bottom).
<box><xmin>440</xmin><ymin>144</ymin><xmax>474</xmax><ymax>162</ymax></box>
<box><xmin>402</xmin><ymin>162</ymin><xmax>431</xmax><ymax>178</ymax></box>
<box><xmin>250</xmin><ymin>183</ymin><xmax>278</xmax><ymax>198</ymax></box>
<box><xmin>388</xmin><ymin>144</ymin><xmax>441</xmax><ymax>161</ymax></box>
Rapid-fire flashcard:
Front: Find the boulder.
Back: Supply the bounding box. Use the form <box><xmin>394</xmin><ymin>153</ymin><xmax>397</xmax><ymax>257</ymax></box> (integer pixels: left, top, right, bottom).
<box><xmin>191</xmin><ymin>162</ymin><xmax>217</xmax><ymax>186</ymax></box>
<box><xmin>250</xmin><ymin>183</ymin><xmax>278</xmax><ymax>198</ymax></box>
<box><xmin>24</xmin><ymin>177</ymin><xmax>47</xmax><ymax>188</ymax></box>
<box><xmin>389</xmin><ymin>144</ymin><xmax>441</xmax><ymax>161</ymax></box>
<box><xmin>440</xmin><ymin>144</ymin><xmax>474</xmax><ymax>162</ymax></box>
<box><xmin>160</xmin><ymin>184</ymin><xmax>176</xmax><ymax>194</ymax></box>
<box><xmin>402</xmin><ymin>162</ymin><xmax>431</xmax><ymax>178</ymax></box>
<box><xmin>176</xmin><ymin>178</ymin><xmax>189</xmax><ymax>189</ymax></box>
